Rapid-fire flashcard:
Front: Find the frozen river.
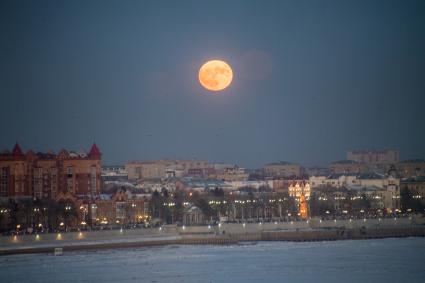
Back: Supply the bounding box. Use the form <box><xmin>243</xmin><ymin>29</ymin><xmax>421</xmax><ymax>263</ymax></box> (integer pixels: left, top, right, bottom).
<box><xmin>1</xmin><ymin>237</ymin><xmax>424</xmax><ymax>283</ymax></box>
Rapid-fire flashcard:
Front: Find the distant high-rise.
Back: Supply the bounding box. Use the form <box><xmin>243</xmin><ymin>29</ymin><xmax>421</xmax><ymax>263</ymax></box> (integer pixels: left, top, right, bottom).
<box><xmin>347</xmin><ymin>149</ymin><xmax>399</xmax><ymax>165</ymax></box>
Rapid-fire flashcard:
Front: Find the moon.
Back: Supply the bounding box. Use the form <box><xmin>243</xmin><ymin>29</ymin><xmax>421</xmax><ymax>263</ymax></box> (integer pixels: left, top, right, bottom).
<box><xmin>198</xmin><ymin>60</ymin><xmax>233</xmax><ymax>91</ymax></box>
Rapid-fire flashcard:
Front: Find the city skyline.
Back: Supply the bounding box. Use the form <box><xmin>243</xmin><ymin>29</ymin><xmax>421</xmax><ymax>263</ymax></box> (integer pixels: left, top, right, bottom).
<box><xmin>1</xmin><ymin>0</ymin><xmax>424</xmax><ymax>168</ymax></box>
<box><xmin>1</xmin><ymin>1</ymin><xmax>425</xmax><ymax>282</ymax></box>
<box><xmin>0</xmin><ymin>142</ymin><xmax>421</xmax><ymax>169</ymax></box>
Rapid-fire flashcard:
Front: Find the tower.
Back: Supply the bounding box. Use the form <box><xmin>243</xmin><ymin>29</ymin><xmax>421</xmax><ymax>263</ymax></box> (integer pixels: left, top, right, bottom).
<box><xmin>299</xmin><ymin>187</ymin><xmax>308</xmax><ymax>219</ymax></box>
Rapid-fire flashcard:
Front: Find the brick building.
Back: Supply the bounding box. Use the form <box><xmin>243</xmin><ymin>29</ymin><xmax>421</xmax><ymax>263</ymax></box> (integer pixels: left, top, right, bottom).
<box><xmin>94</xmin><ymin>190</ymin><xmax>149</xmax><ymax>225</ymax></box>
<box><xmin>0</xmin><ymin>143</ymin><xmax>102</xmax><ymax>199</ymax></box>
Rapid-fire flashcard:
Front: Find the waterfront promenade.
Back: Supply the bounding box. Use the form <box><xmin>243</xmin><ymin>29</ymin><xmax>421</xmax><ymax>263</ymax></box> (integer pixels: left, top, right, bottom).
<box><xmin>1</xmin><ymin>216</ymin><xmax>424</xmax><ymax>256</ymax></box>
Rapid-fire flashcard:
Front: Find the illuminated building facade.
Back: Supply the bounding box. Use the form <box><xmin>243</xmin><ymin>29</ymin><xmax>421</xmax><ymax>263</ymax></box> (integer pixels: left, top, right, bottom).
<box><xmin>288</xmin><ymin>180</ymin><xmax>311</xmax><ymax>200</ymax></box>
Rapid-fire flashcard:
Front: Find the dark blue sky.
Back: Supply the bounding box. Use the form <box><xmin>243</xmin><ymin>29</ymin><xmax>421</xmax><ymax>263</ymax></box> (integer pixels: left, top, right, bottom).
<box><xmin>1</xmin><ymin>0</ymin><xmax>424</xmax><ymax>167</ymax></box>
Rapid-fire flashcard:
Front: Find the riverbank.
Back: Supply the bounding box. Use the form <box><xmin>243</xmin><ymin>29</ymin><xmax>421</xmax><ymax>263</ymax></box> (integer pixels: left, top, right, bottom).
<box><xmin>1</xmin><ymin>226</ymin><xmax>424</xmax><ymax>256</ymax></box>
<box><xmin>1</xmin><ymin>217</ymin><xmax>424</xmax><ymax>256</ymax></box>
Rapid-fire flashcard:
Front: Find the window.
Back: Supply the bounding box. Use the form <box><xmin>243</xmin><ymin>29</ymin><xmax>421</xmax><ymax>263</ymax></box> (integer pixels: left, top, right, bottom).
<box><xmin>90</xmin><ymin>166</ymin><xmax>97</xmax><ymax>196</ymax></box>
<box><xmin>116</xmin><ymin>202</ymin><xmax>127</xmax><ymax>219</ymax></box>
<box><xmin>34</xmin><ymin>167</ymin><xmax>42</xmax><ymax>178</ymax></box>
<box><xmin>91</xmin><ymin>204</ymin><xmax>97</xmax><ymax>220</ymax></box>
<box><xmin>33</xmin><ymin>168</ymin><xmax>43</xmax><ymax>199</ymax></box>
<box><xmin>67</xmin><ymin>167</ymin><xmax>73</xmax><ymax>177</ymax></box>
<box><xmin>0</xmin><ymin>180</ymin><xmax>7</xmax><ymax>197</ymax></box>
<box><xmin>0</xmin><ymin>167</ymin><xmax>8</xmax><ymax>179</ymax></box>
<box><xmin>67</xmin><ymin>179</ymin><xmax>73</xmax><ymax>193</ymax></box>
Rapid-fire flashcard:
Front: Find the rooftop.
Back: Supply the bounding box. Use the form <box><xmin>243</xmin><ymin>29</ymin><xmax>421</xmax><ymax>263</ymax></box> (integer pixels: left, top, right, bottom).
<box><xmin>357</xmin><ymin>172</ymin><xmax>387</xmax><ymax>180</ymax></box>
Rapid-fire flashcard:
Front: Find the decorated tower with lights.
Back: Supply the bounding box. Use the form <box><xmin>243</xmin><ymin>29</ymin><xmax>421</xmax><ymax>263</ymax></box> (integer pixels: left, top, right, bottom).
<box><xmin>299</xmin><ymin>189</ymin><xmax>308</xmax><ymax>220</ymax></box>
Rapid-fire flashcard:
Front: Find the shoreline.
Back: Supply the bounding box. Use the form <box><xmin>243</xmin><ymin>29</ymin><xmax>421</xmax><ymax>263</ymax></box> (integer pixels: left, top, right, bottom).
<box><xmin>1</xmin><ymin>226</ymin><xmax>424</xmax><ymax>256</ymax></box>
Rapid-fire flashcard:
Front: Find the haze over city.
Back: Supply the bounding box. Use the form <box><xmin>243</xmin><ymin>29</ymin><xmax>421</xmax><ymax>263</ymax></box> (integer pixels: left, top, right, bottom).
<box><xmin>1</xmin><ymin>0</ymin><xmax>425</xmax><ymax>168</ymax></box>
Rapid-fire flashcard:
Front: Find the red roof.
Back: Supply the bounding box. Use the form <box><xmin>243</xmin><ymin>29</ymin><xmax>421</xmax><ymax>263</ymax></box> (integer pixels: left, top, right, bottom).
<box><xmin>88</xmin><ymin>143</ymin><xmax>101</xmax><ymax>159</ymax></box>
<box><xmin>12</xmin><ymin>143</ymin><xmax>24</xmax><ymax>157</ymax></box>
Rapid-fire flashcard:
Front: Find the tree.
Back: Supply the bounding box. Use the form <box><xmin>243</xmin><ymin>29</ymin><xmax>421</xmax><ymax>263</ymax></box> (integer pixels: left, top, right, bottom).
<box><xmin>194</xmin><ymin>198</ymin><xmax>214</xmax><ymax>220</ymax></box>
<box><xmin>57</xmin><ymin>200</ymin><xmax>78</xmax><ymax>230</ymax></box>
<box><xmin>212</xmin><ymin>187</ymin><xmax>224</xmax><ymax>197</ymax></box>
<box><xmin>149</xmin><ymin>190</ymin><xmax>163</xmax><ymax>219</ymax></box>
<box><xmin>7</xmin><ymin>199</ymin><xmax>19</xmax><ymax>231</ymax></box>
<box><xmin>352</xmin><ymin>193</ymin><xmax>371</xmax><ymax>213</ymax></box>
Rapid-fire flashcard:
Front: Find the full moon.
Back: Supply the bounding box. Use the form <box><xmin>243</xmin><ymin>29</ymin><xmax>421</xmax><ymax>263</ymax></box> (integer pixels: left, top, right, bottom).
<box><xmin>198</xmin><ymin>60</ymin><xmax>233</xmax><ymax>91</ymax></box>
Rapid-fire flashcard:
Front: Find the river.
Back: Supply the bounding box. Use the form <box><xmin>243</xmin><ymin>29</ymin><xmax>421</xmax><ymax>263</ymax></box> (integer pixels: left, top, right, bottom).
<box><xmin>1</xmin><ymin>237</ymin><xmax>424</xmax><ymax>283</ymax></box>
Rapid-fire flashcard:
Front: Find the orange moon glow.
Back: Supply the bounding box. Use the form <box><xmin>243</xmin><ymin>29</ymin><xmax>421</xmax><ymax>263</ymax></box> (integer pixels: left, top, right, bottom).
<box><xmin>198</xmin><ymin>60</ymin><xmax>233</xmax><ymax>91</ymax></box>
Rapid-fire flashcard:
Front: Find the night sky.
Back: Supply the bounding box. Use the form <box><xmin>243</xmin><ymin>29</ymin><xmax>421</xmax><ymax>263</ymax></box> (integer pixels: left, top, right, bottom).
<box><xmin>1</xmin><ymin>0</ymin><xmax>424</xmax><ymax>168</ymax></box>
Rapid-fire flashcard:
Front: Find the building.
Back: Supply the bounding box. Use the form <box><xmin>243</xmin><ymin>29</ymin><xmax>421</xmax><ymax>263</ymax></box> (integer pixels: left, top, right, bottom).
<box><xmin>346</xmin><ymin>185</ymin><xmax>399</xmax><ymax>211</ymax></box>
<box><xmin>395</xmin><ymin>159</ymin><xmax>425</xmax><ymax>178</ymax></box>
<box><xmin>0</xmin><ymin>143</ymin><xmax>102</xmax><ymax>199</ymax></box>
<box><xmin>183</xmin><ymin>205</ymin><xmax>205</xmax><ymax>225</ymax></box>
<box><xmin>355</xmin><ymin>173</ymin><xmax>400</xmax><ymax>191</ymax></box>
<box><xmin>309</xmin><ymin>173</ymin><xmax>400</xmax><ymax>211</ymax></box>
<box><xmin>94</xmin><ymin>190</ymin><xmax>149</xmax><ymax>225</ymax></box>
<box><xmin>330</xmin><ymin>160</ymin><xmax>369</xmax><ymax>175</ymax></box>
<box><xmin>101</xmin><ymin>165</ymin><xmax>128</xmax><ymax>181</ymax></box>
<box><xmin>309</xmin><ymin>174</ymin><xmax>357</xmax><ymax>189</ymax></box>
<box><xmin>347</xmin><ymin>149</ymin><xmax>399</xmax><ymax>164</ymax></box>
<box><xmin>288</xmin><ymin>180</ymin><xmax>311</xmax><ymax>200</ymax></box>
<box><xmin>214</xmin><ymin>166</ymin><xmax>249</xmax><ymax>181</ymax></box>
<box><xmin>305</xmin><ymin>166</ymin><xmax>330</xmax><ymax>177</ymax></box>
<box><xmin>309</xmin><ymin>173</ymin><xmax>399</xmax><ymax>191</ymax></box>
<box><xmin>400</xmin><ymin>176</ymin><xmax>425</xmax><ymax>203</ymax></box>
<box><xmin>186</xmin><ymin>167</ymin><xmax>216</xmax><ymax>178</ymax></box>
<box><xmin>227</xmin><ymin>180</ymin><xmax>272</xmax><ymax>191</ymax></box>
<box><xmin>312</xmin><ymin>185</ymin><xmax>399</xmax><ymax>213</ymax></box>
<box><xmin>263</xmin><ymin>162</ymin><xmax>302</xmax><ymax>178</ymax></box>
<box><xmin>126</xmin><ymin>159</ymin><xmax>212</xmax><ymax>180</ymax></box>
<box><xmin>271</xmin><ymin>179</ymin><xmax>304</xmax><ymax>193</ymax></box>
<box><xmin>175</xmin><ymin>178</ymin><xmax>233</xmax><ymax>193</ymax></box>
<box><xmin>126</xmin><ymin>161</ymin><xmax>167</xmax><ymax>180</ymax></box>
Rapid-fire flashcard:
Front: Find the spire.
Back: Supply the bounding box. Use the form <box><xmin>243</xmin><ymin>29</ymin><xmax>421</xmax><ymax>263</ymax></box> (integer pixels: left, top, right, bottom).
<box><xmin>12</xmin><ymin>142</ymin><xmax>24</xmax><ymax>157</ymax></box>
<box><xmin>88</xmin><ymin>143</ymin><xmax>101</xmax><ymax>159</ymax></box>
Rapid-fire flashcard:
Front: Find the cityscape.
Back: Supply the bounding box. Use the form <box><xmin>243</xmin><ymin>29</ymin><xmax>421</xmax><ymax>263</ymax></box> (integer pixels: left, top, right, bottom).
<box><xmin>1</xmin><ymin>0</ymin><xmax>425</xmax><ymax>282</ymax></box>
<box><xmin>1</xmin><ymin>145</ymin><xmax>424</xmax><ymax>232</ymax></box>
